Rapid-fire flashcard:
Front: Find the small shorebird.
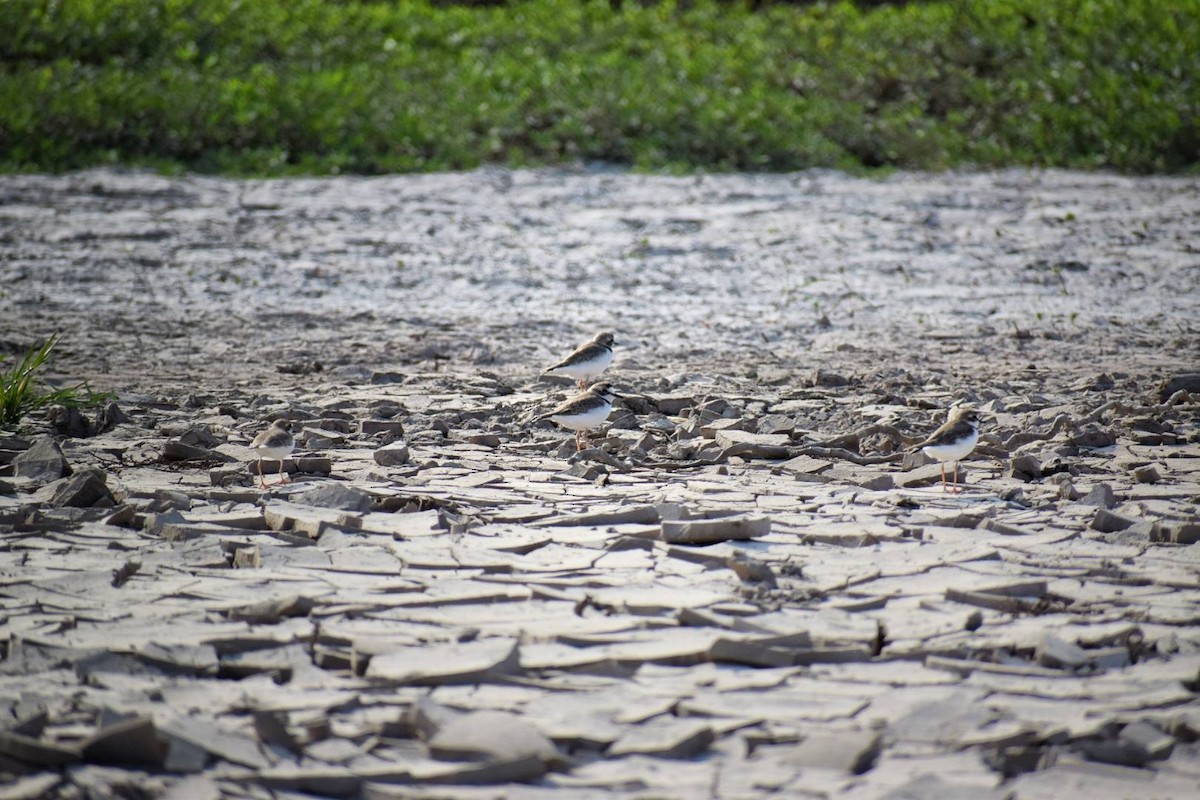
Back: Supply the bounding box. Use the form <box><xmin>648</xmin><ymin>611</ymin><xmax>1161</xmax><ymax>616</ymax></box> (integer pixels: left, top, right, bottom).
<box><xmin>544</xmin><ymin>331</ymin><xmax>616</xmax><ymax>389</ymax></box>
<box><xmin>249</xmin><ymin>420</ymin><xmax>296</xmax><ymax>489</ymax></box>
<box><xmin>910</xmin><ymin>405</ymin><xmax>980</xmax><ymax>493</ymax></box>
<box><xmin>537</xmin><ymin>382</ymin><xmax>619</xmax><ymax>451</ymax></box>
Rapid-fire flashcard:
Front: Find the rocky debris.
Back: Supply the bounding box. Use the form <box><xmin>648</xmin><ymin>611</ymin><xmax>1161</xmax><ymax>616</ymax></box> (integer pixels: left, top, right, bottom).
<box><xmin>374</xmin><ymin>442</ymin><xmax>411</xmax><ymax>466</ymax></box>
<box><xmin>10</xmin><ymin>436</ymin><xmax>68</xmax><ymax>482</ymax></box>
<box><xmin>428</xmin><ymin>710</ymin><xmax>557</xmax><ymax>774</ymax></box>
<box><xmin>161</xmin><ymin>440</ymin><xmax>232</xmax><ymax>463</ymax></box>
<box><xmin>1089</xmin><ymin>508</ymin><xmax>1136</xmax><ymax>533</ymax></box>
<box><xmin>1159</xmin><ymin>372</ymin><xmax>1200</xmax><ymax>401</ymax></box>
<box><xmin>1131</xmin><ymin>464</ymin><xmax>1161</xmax><ymax>484</ymax></box>
<box><xmin>661</xmin><ymin>515</ymin><xmax>771</xmax><ymax>545</ymax></box>
<box><xmin>1007</xmin><ymin>454</ymin><xmax>1042</xmax><ymax>482</ymax></box>
<box><xmin>607</xmin><ymin>719</ymin><xmax>715</xmax><ymax>759</ymax></box>
<box><xmin>292</xmin><ymin>483</ymin><xmax>372</xmax><ymax>512</ymax></box>
<box><xmin>37</xmin><ymin>468</ymin><xmax>115</xmax><ymax>508</ymax></box>
<box><xmin>365</xmin><ymin>640</ymin><xmax>521</xmax><ymax>684</ymax></box>
<box><xmin>758</xmin><ymin>730</ymin><xmax>881</xmax><ymax>774</ymax></box>
<box><xmin>0</xmin><ymin>168</ymin><xmax>1198</xmax><ymax>798</ymax></box>
<box><xmin>1080</xmin><ymin>483</ymin><xmax>1117</xmax><ymax>508</ymax></box>
<box><xmin>1035</xmin><ymin>632</ymin><xmax>1091</xmax><ymax>670</ymax></box>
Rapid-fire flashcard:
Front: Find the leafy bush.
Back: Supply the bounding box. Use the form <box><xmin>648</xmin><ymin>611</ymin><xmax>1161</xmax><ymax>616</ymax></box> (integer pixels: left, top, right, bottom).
<box><xmin>0</xmin><ymin>0</ymin><xmax>1195</xmax><ymax>174</ymax></box>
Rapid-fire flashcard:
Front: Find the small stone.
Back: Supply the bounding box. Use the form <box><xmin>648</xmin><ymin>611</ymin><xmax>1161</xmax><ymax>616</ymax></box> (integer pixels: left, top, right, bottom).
<box><xmin>858</xmin><ymin>474</ymin><xmax>894</xmax><ymax>491</ymax></box>
<box><xmin>95</xmin><ymin>401</ymin><xmax>130</xmax><ymax>432</ymax></box>
<box><xmin>361</xmin><ymin>419</ymin><xmax>406</xmax><ymax>436</ymax></box>
<box><xmin>1000</xmin><ymin>487</ymin><xmax>1027</xmax><ymax>505</ymax></box>
<box><xmin>1035</xmin><ymin>632</ymin><xmax>1089</xmax><ymax>670</ymax></box>
<box><xmin>1090</xmin><ymin>508</ymin><xmax>1136</xmax><ymax>533</ymax></box>
<box><xmin>0</xmin><ymin>731</ymin><xmax>82</xmax><ymax>766</ymax></box>
<box><xmin>300</xmin><ymin>428</ymin><xmax>341</xmax><ymax>449</ymax></box>
<box><xmin>81</xmin><ymin>717</ymin><xmax>164</xmax><ymax>766</ymax></box>
<box><xmin>1006</xmin><ymin>454</ymin><xmax>1042</xmax><ymax>482</ymax></box>
<box><xmin>102</xmin><ymin>504</ymin><xmax>137</xmax><ymax>527</ymax></box>
<box><xmin>293</xmin><ymin>483</ymin><xmax>372</xmax><ymax>513</ymax></box>
<box><xmin>49</xmin><ymin>406</ymin><xmax>91</xmax><ymax>437</ymax></box>
<box><xmin>772</xmin><ymin>730</ymin><xmax>881</xmax><ymax>774</ymax></box>
<box><xmin>727</xmin><ymin>555</ymin><xmax>777</xmax><ymax>586</ymax></box>
<box><xmin>1170</xmin><ymin>523</ymin><xmax>1200</xmax><ymax>545</ymax></box>
<box><xmin>373</xmin><ymin>442</ymin><xmax>410</xmax><ymax>466</ymax></box>
<box><xmin>161</xmin><ymin>733</ymin><xmax>210</xmax><ymax>773</ymax></box>
<box><xmin>1057</xmin><ymin>479</ymin><xmax>1081</xmax><ymax>501</ymax></box>
<box><xmin>463</xmin><ymin>433</ymin><xmax>501</xmax><ymax>448</ymax></box>
<box><xmin>757</xmin><ymin>414</ymin><xmax>796</xmax><ymax>435</ymax></box>
<box><xmin>1118</xmin><ymin>720</ymin><xmax>1175</xmax><ymax>761</ymax></box>
<box><xmin>429</xmin><ymin>710</ymin><xmax>556</xmax><ymax>767</ymax></box>
<box><xmin>232</xmin><ymin>547</ymin><xmax>261</xmax><ymax>569</ymax></box>
<box><xmin>714</xmin><ymin>430</ymin><xmax>790</xmax><ymax>450</ymax></box>
<box><xmin>1080</xmin><ymin>483</ymin><xmax>1116</xmax><ymax>508</ymax></box>
<box><xmin>1131</xmin><ymin>465</ymin><xmax>1161</xmax><ymax>484</ymax></box>
<box><xmin>47</xmin><ymin>469</ymin><xmax>115</xmax><ymax>508</ymax></box>
<box><xmin>661</xmin><ymin>516</ymin><xmax>771</xmax><ymax>545</ymax></box>
<box><xmin>653</xmin><ymin>395</ymin><xmax>694</xmax><ymax>415</ymax></box>
<box><xmin>608</xmin><ymin>719</ymin><xmax>714</xmax><ymax>759</ymax></box>
<box><xmin>366</xmin><ymin>640</ymin><xmax>520</xmax><ymax>685</ymax></box>
<box><xmin>10</xmin><ymin>436</ymin><xmax>68</xmax><ymax>482</ymax></box>
<box><xmin>778</xmin><ymin>455</ymin><xmax>833</xmax><ymax>476</ymax></box>
<box><xmin>808</xmin><ymin>369</ymin><xmax>850</xmax><ymax>387</ymax></box>
<box><xmin>1159</xmin><ymin>372</ymin><xmax>1200</xmax><ymax>401</ymax></box>
<box><xmin>162</xmin><ymin>440</ymin><xmax>233</xmax><ymax>463</ymax></box>
<box><xmin>564</xmin><ymin>463</ymin><xmax>606</xmax><ymax>481</ymax></box>
<box><xmin>1070</xmin><ymin>426</ymin><xmax>1116</xmax><ymax>449</ymax></box>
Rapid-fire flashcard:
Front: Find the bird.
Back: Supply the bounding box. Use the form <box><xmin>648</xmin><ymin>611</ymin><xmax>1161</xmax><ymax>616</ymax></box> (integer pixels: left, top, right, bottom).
<box><xmin>910</xmin><ymin>405</ymin><xmax>980</xmax><ymax>493</ymax></box>
<box><xmin>249</xmin><ymin>420</ymin><xmax>296</xmax><ymax>489</ymax></box>
<box><xmin>536</xmin><ymin>382</ymin><xmax>619</xmax><ymax>451</ymax></box>
<box><xmin>544</xmin><ymin>331</ymin><xmax>616</xmax><ymax>389</ymax></box>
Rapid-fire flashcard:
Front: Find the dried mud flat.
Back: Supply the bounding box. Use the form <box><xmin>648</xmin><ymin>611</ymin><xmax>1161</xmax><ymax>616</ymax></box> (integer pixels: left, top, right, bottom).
<box><xmin>1</xmin><ymin>167</ymin><xmax>1199</xmax><ymax>800</ymax></box>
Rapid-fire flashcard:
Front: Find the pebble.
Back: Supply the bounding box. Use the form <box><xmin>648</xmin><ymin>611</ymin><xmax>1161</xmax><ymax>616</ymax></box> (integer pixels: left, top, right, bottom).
<box><xmin>10</xmin><ymin>436</ymin><xmax>68</xmax><ymax>482</ymax></box>
<box><xmin>373</xmin><ymin>442</ymin><xmax>411</xmax><ymax>466</ymax></box>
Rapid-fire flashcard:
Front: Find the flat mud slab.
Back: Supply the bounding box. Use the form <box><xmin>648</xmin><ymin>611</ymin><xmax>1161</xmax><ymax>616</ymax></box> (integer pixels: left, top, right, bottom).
<box><xmin>1</xmin><ymin>168</ymin><xmax>1198</xmax><ymax>798</ymax></box>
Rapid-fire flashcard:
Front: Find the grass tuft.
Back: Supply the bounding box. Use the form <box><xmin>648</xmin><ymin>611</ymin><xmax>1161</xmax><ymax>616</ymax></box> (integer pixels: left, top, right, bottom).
<box><xmin>0</xmin><ymin>334</ymin><xmax>111</xmax><ymax>429</ymax></box>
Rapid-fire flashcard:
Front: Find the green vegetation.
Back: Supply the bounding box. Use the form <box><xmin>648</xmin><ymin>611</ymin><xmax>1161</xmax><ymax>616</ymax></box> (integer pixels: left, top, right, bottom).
<box><xmin>1</xmin><ymin>0</ymin><xmax>1196</xmax><ymax>174</ymax></box>
<box><xmin>0</xmin><ymin>335</ymin><xmax>110</xmax><ymax>429</ymax></box>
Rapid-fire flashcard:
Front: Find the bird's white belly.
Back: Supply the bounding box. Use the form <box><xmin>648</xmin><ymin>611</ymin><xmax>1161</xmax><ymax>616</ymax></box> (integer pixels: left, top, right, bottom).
<box><xmin>554</xmin><ymin>350</ymin><xmax>612</xmax><ymax>380</ymax></box>
<box><xmin>551</xmin><ymin>404</ymin><xmax>611</xmax><ymax>431</ymax></box>
<box><xmin>254</xmin><ymin>445</ymin><xmax>294</xmax><ymax>460</ymax></box>
<box><xmin>922</xmin><ymin>430</ymin><xmax>978</xmax><ymax>463</ymax></box>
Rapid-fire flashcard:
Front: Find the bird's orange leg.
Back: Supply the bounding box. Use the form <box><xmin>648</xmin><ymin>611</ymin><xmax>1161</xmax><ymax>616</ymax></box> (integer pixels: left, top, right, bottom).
<box><xmin>258</xmin><ymin>459</ymin><xmax>270</xmax><ymax>490</ymax></box>
<box><xmin>940</xmin><ymin>462</ymin><xmax>947</xmax><ymax>493</ymax></box>
<box><xmin>278</xmin><ymin>459</ymin><xmax>291</xmax><ymax>485</ymax></box>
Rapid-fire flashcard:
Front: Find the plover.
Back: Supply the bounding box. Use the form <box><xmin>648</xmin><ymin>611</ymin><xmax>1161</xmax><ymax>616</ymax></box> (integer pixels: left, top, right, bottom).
<box><xmin>544</xmin><ymin>331</ymin><xmax>616</xmax><ymax>388</ymax></box>
<box><xmin>249</xmin><ymin>420</ymin><xmax>296</xmax><ymax>489</ymax></box>
<box><xmin>910</xmin><ymin>405</ymin><xmax>980</xmax><ymax>493</ymax></box>
<box><xmin>537</xmin><ymin>382</ymin><xmax>619</xmax><ymax>451</ymax></box>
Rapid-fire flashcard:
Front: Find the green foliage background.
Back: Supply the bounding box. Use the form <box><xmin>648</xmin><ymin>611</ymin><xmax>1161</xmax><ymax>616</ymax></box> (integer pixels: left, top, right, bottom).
<box><xmin>1</xmin><ymin>0</ymin><xmax>1196</xmax><ymax>174</ymax></box>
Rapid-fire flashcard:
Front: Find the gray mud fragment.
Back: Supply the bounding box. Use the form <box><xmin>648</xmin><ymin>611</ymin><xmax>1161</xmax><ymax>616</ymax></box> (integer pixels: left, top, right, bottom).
<box><xmin>366</xmin><ymin>640</ymin><xmax>520</xmax><ymax>685</ymax></box>
<box><xmin>10</xmin><ymin>436</ymin><xmax>68</xmax><ymax>482</ymax></box>
<box><xmin>661</xmin><ymin>515</ymin><xmax>771</xmax><ymax>544</ymax></box>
